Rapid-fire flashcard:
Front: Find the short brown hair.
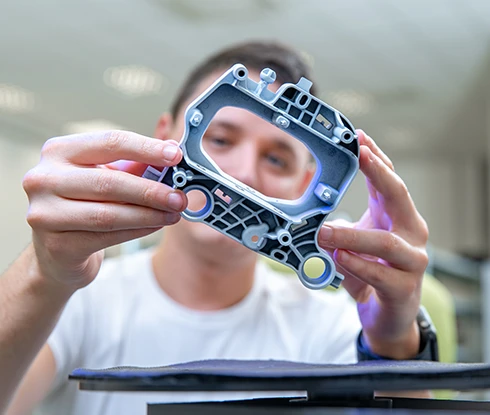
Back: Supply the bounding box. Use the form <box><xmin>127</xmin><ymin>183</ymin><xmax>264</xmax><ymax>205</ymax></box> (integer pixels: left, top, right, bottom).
<box><xmin>170</xmin><ymin>40</ymin><xmax>316</xmax><ymax>119</ymax></box>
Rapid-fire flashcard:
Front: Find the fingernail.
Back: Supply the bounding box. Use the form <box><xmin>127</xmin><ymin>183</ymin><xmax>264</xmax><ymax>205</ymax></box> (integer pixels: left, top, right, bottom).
<box><xmin>336</xmin><ymin>249</ymin><xmax>350</xmax><ymax>263</ymax></box>
<box><xmin>166</xmin><ymin>213</ymin><xmax>181</xmax><ymax>224</ymax></box>
<box><xmin>366</xmin><ymin>148</ymin><xmax>375</xmax><ymax>163</ymax></box>
<box><xmin>163</xmin><ymin>145</ymin><xmax>179</xmax><ymax>161</ymax></box>
<box><xmin>167</xmin><ymin>192</ymin><xmax>184</xmax><ymax>211</ymax></box>
<box><xmin>319</xmin><ymin>225</ymin><xmax>334</xmax><ymax>246</ymax></box>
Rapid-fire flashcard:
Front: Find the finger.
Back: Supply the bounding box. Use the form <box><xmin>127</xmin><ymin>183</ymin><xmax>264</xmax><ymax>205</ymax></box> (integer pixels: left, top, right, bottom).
<box><xmin>334</xmin><ymin>249</ymin><xmax>406</xmax><ymax>293</ymax></box>
<box><xmin>358</xmin><ymin>129</ymin><xmax>404</xmax><ymax>203</ymax></box>
<box><xmin>42</xmin><ymin>131</ymin><xmax>182</xmax><ymax>167</ymax></box>
<box><xmin>318</xmin><ymin>225</ymin><xmax>422</xmax><ymax>271</ymax></box>
<box><xmin>360</xmin><ymin>146</ymin><xmax>419</xmax><ymax>227</ymax></box>
<box><xmin>335</xmin><ymin>262</ymin><xmax>373</xmax><ymax>304</ymax></box>
<box><xmin>104</xmin><ymin>160</ymin><xmax>153</xmax><ymax>176</ymax></box>
<box><xmin>28</xmin><ymin>200</ymin><xmax>182</xmax><ymax>232</ymax></box>
<box><xmin>104</xmin><ymin>140</ymin><xmax>180</xmax><ymax>176</ymax></box>
<box><xmin>316</xmin><ymin>235</ymin><xmax>376</xmax><ymax>301</ymax></box>
<box><xmin>356</xmin><ymin>129</ymin><xmax>394</xmax><ymax>171</ymax></box>
<box><xmin>323</xmin><ymin>218</ymin><xmax>354</xmax><ymax>228</ymax></box>
<box><xmin>52</xmin><ymin>168</ymin><xmax>186</xmax><ymax>212</ymax></box>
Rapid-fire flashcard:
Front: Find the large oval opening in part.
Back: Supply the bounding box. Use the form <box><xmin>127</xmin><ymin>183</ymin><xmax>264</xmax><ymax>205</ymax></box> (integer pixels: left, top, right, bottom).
<box><xmin>200</xmin><ymin>107</ymin><xmax>317</xmax><ymax>203</ymax></box>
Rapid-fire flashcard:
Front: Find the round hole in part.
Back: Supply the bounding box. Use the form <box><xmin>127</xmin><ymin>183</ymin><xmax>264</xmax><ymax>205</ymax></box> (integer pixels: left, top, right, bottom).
<box><xmin>238</xmin><ymin>69</ymin><xmax>246</xmax><ymax>78</ymax></box>
<box><xmin>344</xmin><ymin>133</ymin><xmax>351</xmax><ymax>140</ymax></box>
<box><xmin>182</xmin><ymin>186</ymin><xmax>213</xmax><ymax>221</ymax></box>
<box><xmin>300</xmin><ymin>255</ymin><xmax>336</xmax><ymax>289</ymax></box>
<box><xmin>279</xmin><ymin>233</ymin><xmax>292</xmax><ymax>245</ymax></box>
<box><xmin>174</xmin><ymin>175</ymin><xmax>185</xmax><ymax>186</ymax></box>
<box><xmin>251</xmin><ymin>235</ymin><xmax>259</xmax><ymax>243</ymax></box>
<box><xmin>303</xmin><ymin>256</ymin><xmax>326</xmax><ymax>279</ymax></box>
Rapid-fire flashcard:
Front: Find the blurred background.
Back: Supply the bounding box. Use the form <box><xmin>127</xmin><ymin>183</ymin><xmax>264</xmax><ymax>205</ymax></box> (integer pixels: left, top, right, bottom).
<box><xmin>1</xmin><ymin>0</ymin><xmax>489</xmax><ymax>368</ymax></box>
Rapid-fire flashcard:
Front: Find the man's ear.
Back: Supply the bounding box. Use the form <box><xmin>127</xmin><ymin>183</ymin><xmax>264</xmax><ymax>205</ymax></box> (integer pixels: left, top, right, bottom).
<box><xmin>154</xmin><ymin>113</ymin><xmax>174</xmax><ymax>140</ymax></box>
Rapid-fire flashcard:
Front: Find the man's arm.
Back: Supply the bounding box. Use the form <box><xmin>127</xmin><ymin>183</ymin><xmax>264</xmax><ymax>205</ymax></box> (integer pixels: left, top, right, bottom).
<box><xmin>1</xmin><ymin>131</ymin><xmax>187</xmax><ymax>413</ymax></box>
<box><xmin>6</xmin><ymin>344</ymin><xmax>57</xmax><ymax>415</ymax></box>
<box><xmin>0</xmin><ymin>245</ymin><xmax>72</xmax><ymax>414</ymax></box>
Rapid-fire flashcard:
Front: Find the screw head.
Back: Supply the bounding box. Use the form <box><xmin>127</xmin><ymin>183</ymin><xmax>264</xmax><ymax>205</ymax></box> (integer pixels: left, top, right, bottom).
<box><xmin>274</xmin><ymin>115</ymin><xmax>290</xmax><ymax>129</ymax></box>
<box><xmin>322</xmin><ymin>188</ymin><xmax>332</xmax><ymax>200</ymax></box>
<box><xmin>189</xmin><ymin>110</ymin><xmax>203</xmax><ymax>127</ymax></box>
<box><xmin>260</xmin><ymin>68</ymin><xmax>276</xmax><ymax>84</ymax></box>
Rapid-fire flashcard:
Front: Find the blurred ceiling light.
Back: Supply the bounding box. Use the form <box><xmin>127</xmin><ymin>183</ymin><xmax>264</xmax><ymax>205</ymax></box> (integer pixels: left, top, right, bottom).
<box><xmin>322</xmin><ymin>90</ymin><xmax>372</xmax><ymax>116</ymax></box>
<box><xmin>64</xmin><ymin>119</ymin><xmax>126</xmax><ymax>135</ymax></box>
<box><xmin>0</xmin><ymin>84</ymin><xmax>35</xmax><ymax>113</ymax></box>
<box><xmin>103</xmin><ymin>65</ymin><xmax>167</xmax><ymax>97</ymax></box>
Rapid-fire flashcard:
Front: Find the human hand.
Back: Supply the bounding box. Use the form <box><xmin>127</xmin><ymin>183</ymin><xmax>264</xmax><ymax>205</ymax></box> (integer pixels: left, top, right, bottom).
<box><xmin>22</xmin><ymin>131</ymin><xmax>187</xmax><ymax>291</ymax></box>
<box><xmin>318</xmin><ymin>130</ymin><xmax>429</xmax><ymax>359</ymax></box>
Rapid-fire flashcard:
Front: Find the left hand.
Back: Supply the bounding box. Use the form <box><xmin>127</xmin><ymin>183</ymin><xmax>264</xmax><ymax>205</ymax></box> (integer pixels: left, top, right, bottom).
<box><xmin>318</xmin><ymin>129</ymin><xmax>429</xmax><ymax>359</ymax></box>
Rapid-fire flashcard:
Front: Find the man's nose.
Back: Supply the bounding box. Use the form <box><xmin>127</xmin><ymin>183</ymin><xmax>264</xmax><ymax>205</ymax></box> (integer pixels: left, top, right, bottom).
<box><xmin>222</xmin><ymin>144</ymin><xmax>259</xmax><ymax>191</ymax></box>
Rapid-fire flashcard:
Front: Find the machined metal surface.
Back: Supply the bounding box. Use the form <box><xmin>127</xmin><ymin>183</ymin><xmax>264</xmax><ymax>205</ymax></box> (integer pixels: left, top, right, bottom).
<box><xmin>143</xmin><ymin>64</ymin><xmax>359</xmax><ymax>289</ymax></box>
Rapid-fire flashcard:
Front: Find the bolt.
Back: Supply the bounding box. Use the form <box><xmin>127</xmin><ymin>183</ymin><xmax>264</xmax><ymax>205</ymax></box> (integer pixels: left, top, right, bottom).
<box><xmin>315</xmin><ymin>183</ymin><xmax>338</xmax><ymax>206</ymax></box>
<box><xmin>189</xmin><ymin>110</ymin><xmax>203</xmax><ymax>127</ymax></box>
<box><xmin>322</xmin><ymin>188</ymin><xmax>332</xmax><ymax>201</ymax></box>
<box><xmin>274</xmin><ymin>115</ymin><xmax>290</xmax><ymax>129</ymax></box>
<box><xmin>260</xmin><ymin>68</ymin><xmax>276</xmax><ymax>85</ymax></box>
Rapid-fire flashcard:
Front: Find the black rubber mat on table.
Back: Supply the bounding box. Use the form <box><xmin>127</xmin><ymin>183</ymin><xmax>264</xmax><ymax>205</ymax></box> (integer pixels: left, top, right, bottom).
<box><xmin>70</xmin><ymin>359</ymin><xmax>490</xmax><ymax>395</ymax></box>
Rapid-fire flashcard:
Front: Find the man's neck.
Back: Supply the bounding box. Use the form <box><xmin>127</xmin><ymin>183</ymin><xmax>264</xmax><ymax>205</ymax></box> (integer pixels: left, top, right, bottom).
<box><xmin>152</xmin><ymin>232</ymin><xmax>257</xmax><ymax>311</ymax></box>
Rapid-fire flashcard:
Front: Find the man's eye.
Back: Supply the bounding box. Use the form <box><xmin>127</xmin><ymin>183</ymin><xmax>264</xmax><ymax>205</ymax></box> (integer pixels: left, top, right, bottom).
<box><xmin>265</xmin><ymin>153</ymin><xmax>288</xmax><ymax>169</ymax></box>
<box><xmin>205</xmin><ymin>136</ymin><xmax>231</xmax><ymax>148</ymax></box>
<box><xmin>213</xmin><ymin>137</ymin><xmax>229</xmax><ymax>146</ymax></box>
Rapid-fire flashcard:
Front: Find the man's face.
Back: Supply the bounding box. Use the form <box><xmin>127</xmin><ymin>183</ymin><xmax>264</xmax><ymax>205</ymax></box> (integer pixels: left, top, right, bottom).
<box><xmin>199</xmin><ymin>105</ymin><xmax>314</xmax><ymax>200</ymax></box>
<box><xmin>163</xmin><ymin>71</ymin><xmax>315</xmax><ymax>250</ymax></box>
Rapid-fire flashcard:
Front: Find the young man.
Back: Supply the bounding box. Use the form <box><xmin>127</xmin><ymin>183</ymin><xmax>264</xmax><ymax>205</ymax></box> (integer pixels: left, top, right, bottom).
<box><xmin>1</xmin><ymin>41</ymin><xmax>429</xmax><ymax>415</ymax></box>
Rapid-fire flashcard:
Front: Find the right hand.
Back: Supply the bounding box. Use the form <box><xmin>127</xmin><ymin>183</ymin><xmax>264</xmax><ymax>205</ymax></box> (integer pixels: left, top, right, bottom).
<box><xmin>22</xmin><ymin>130</ymin><xmax>187</xmax><ymax>291</ymax></box>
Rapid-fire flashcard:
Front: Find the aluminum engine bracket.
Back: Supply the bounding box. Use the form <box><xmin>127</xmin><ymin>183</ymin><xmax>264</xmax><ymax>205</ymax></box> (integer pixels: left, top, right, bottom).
<box><xmin>143</xmin><ymin>64</ymin><xmax>359</xmax><ymax>289</ymax></box>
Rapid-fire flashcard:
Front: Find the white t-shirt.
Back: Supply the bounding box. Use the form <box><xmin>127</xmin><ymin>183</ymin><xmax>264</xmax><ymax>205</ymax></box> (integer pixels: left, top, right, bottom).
<box><xmin>37</xmin><ymin>249</ymin><xmax>361</xmax><ymax>415</ymax></box>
